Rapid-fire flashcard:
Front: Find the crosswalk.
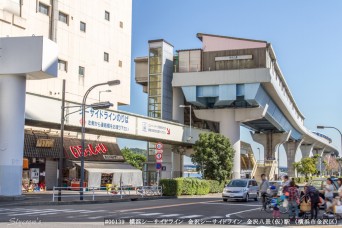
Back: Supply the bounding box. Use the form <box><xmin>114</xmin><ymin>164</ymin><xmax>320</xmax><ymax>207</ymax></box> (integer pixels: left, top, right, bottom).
<box><xmin>0</xmin><ymin>208</ymin><xmax>226</xmax><ymax>221</ymax></box>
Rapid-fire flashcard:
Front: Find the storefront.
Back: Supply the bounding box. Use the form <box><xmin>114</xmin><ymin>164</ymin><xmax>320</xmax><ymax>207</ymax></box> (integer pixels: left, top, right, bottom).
<box><xmin>22</xmin><ymin>131</ymin><xmax>143</xmax><ymax>191</ymax></box>
<box><xmin>63</xmin><ymin>138</ymin><xmax>143</xmax><ymax>188</ymax></box>
<box><xmin>23</xmin><ymin>131</ymin><xmax>61</xmax><ymax>191</ymax></box>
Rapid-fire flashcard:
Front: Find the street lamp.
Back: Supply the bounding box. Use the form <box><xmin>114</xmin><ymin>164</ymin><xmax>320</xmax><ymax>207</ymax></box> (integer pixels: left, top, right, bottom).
<box><xmin>99</xmin><ymin>89</ymin><xmax>111</xmax><ymax>102</ymax></box>
<box><xmin>317</xmin><ymin>125</ymin><xmax>342</xmax><ymax>156</ymax></box>
<box><xmin>80</xmin><ymin>80</ymin><xmax>120</xmax><ymax>200</ymax></box>
<box><xmin>179</xmin><ymin>105</ymin><xmax>192</xmax><ymax>141</ymax></box>
<box><xmin>59</xmin><ymin>80</ymin><xmax>115</xmax><ymax>201</ymax></box>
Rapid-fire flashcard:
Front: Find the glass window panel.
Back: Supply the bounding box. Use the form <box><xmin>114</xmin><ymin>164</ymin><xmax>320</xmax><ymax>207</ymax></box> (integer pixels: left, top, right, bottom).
<box><xmin>38</xmin><ymin>2</ymin><xmax>49</xmax><ymax>15</ymax></box>
<box><xmin>149</xmin><ymin>74</ymin><xmax>161</xmax><ymax>82</ymax></box>
<box><xmin>149</xmin><ymin>64</ymin><xmax>162</xmax><ymax>74</ymax></box>
<box><xmin>58</xmin><ymin>12</ymin><xmax>68</xmax><ymax>24</ymax></box>
<box><xmin>105</xmin><ymin>11</ymin><xmax>110</xmax><ymax>21</ymax></box>
<box><xmin>149</xmin><ymin>57</ymin><xmax>162</xmax><ymax>65</ymax></box>
<box><xmin>149</xmin><ymin>48</ymin><xmax>162</xmax><ymax>57</ymax></box>
<box><xmin>149</xmin><ymin>81</ymin><xmax>162</xmax><ymax>89</ymax></box>
<box><xmin>80</xmin><ymin>21</ymin><xmax>86</xmax><ymax>32</ymax></box>
<box><xmin>149</xmin><ymin>88</ymin><xmax>161</xmax><ymax>96</ymax></box>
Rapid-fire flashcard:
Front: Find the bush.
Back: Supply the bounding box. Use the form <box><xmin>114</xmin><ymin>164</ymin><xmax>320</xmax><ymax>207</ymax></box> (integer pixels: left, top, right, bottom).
<box><xmin>207</xmin><ymin>180</ymin><xmax>226</xmax><ymax>193</ymax></box>
<box><xmin>160</xmin><ymin>178</ymin><xmax>212</xmax><ymax>196</ymax></box>
<box><xmin>159</xmin><ymin>178</ymin><xmax>183</xmax><ymax>196</ymax></box>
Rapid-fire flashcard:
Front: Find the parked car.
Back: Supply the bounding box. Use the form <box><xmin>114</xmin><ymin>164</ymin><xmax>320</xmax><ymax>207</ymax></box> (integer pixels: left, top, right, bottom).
<box><xmin>222</xmin><ymin>179</ymin><xmax>259</xmax><ymax>202</ymax></box>
<box><xmin>268</xmin><ymin>181</ymin><xmax>284</xmax><ymax>196</ymax></box>
<box><xmin>309</xmin><ymin>178</ymin><xmax>339</xmax><ymax>198</ymax></box>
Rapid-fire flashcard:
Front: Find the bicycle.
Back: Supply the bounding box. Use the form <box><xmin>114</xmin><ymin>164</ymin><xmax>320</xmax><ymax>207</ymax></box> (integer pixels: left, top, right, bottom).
<box><xmin>263</xmin><ymin>195</ymin><xmax>289</xmax><ymax>214</ymax></box>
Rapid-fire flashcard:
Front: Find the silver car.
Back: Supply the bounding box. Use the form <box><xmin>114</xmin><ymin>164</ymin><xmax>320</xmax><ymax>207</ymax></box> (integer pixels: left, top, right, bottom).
<box><xmin>222</xmin><ymin>179</ymin><xmax>259</xmax><ymax>202</ymax></box>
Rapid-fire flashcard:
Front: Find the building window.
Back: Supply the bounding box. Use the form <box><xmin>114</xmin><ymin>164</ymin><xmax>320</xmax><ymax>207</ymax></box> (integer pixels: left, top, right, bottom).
<box><xmin>119</xmin><ymin>21</ymin><xmax>123</xmax><ymax>28</ymax></box>
<box><xmin>104</xmin><ymin>52</ymin><xmax>109</xmax><ymax>62</ymax></box>
<box><xmin>80</xmin><ymin>21</ymin><xmax>86</xmax><ymax>32</ymax></box>
<box><xmin>38</xmin><ymin>2</ymin><xmax>49</xmax><ymax>15</ymax></box>
<box><xmin>105</xmin><ymin>11</ymin><xmax>110</xmax><ymax>21</ymax></box>
<box><xmin>58</xmin><ymin>11</ymin><xmax>68</xmax><ymax>24</ymax></box>
<box><xmin>79</xmin><ymin>66</ymin><xmax>85</xmax><ymax>76</ymax></box>
<box><xmin>118</xmin><ymin>60</ymin><xmax>122</xmax><ymax>67</ymax></box>
<box><xmin>58</xmin><ymin>59</ymin><xmax>67</xmax><ymax>72</ymax></box>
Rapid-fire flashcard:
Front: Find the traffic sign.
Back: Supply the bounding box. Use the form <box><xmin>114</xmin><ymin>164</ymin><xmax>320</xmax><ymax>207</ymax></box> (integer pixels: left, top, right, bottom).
<box><xmin>156</xmin><ymin>163</ymin><xmax>162</xmax><ymax>170</ymax></box>
<box><xmin>155</xmin><ymin>142</ymin><xmax>163</xmax><ymax>150</ymax></box>
<box><xmin>156</xmin><ymin>149</ymin><xmax>163</xmax><ymax>154</ymax></box>
<box><xmin>155</xmin><ymin>152</ymin><xmax>163</xmax><ymax>160</ymax></box>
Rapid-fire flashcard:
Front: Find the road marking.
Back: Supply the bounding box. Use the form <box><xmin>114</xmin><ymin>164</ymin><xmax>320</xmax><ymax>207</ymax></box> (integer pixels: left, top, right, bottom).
<box><xmin>39</xmin><ymin>212</ymin><xmax>58</xmax><ymax>216</ymax></box>
<box><xmin>158</xmin><ymin>214</ymin><xmax>181</xmax><ymax>218</ymax></box>
<box><xmin>88</xmin><ymin>216</ymin><xmax>105</xmax><ymax>220</ymax></box>
<box><xmin>138</xmin><ymin>212</ymin><xmax>163</xmax><ymax>216</ymax></box>
<box><xmin>118</xmin><ymin>200</ymin><xmax>221</xmax><ymax>213</ymax></box>
<box><xmin>179</xmin><ymin>215</ymin><xmax>202</xmax><ymax>219</ymax></box>
<box><xmin>225</xmin><ymin>208</ymin><xmax>261</xmax><ymax>218</ymax></box>
<box><xmin>203</xmin><ymin>202</ymin><xmax>260</xmax><ymax>207</ymax></box>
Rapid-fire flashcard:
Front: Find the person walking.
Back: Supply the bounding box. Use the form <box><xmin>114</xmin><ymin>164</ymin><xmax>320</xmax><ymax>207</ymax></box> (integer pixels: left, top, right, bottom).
<box><xmin>306</xmin><ymin>185</ymin><xmax>319</xmax><ymax>219</ymax></box>
<box><xmin>260</xmin><ymin>174</ymin><xmax>270</xmax><ymax>210</ymax></box>
<box><xmin>287</xmin><ymin>181</ymin><xmax>300</xmax><ymax>220</ymax></box>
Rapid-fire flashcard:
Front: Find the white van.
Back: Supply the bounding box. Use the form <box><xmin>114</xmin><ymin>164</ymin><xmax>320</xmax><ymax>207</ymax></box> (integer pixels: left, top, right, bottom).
<box><xmin>222</xmin><ymin>179</ymin><xmax>259</xmax><ymax>202</ymax></box>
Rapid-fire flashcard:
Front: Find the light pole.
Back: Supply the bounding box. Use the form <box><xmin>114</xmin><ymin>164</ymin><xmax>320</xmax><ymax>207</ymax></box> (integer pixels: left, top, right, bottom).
<box><xmin>80</xmin><ymin>80</ymin><xmax>120</xmax><ymax>200</ymax></box>
<box><xmin>257</xmin><ymin>147</ymin><xmax>261</xmax><ymax>163</ymax></box>
<box><xmin>317</xmin><ymin>125</ymin><xmax>342</xmax><ymax>156</ymax></box>
<box><xmin>99</xmin><ymin>89</ymin><xmax>111</xmax><ymax>102</ymax></box>
<box><xmin>59</xmin><ymin>80</ymin><xmax>114</xmax><ymax>201</ymax></box>
<box><xmin>179</xmin><ymin>105</ymin><xmax>192</xmax><ymax>141</ymax></box>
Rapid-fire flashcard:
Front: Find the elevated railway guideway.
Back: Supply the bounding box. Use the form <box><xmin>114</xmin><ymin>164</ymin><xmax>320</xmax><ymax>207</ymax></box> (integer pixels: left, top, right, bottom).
<box><xmin>172</xmin><ymin>33</ymin><xmax>338</xmax><ymax>179</ymax></box>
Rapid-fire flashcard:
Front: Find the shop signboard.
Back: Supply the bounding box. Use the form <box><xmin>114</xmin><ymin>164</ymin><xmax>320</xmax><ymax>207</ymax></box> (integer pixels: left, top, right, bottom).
<box><xmin>30</xmin><ymin>168</ymin><xmax>39</xmax><ymax>183</ymax></box>
<box><xmin>36</xmin><ymin>138</ymin><xmax>55</xmax><ymax>148</ymax></box>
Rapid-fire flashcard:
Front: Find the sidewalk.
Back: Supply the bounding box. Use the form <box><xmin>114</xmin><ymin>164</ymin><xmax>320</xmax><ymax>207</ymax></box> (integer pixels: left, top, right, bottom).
<box><xmin>0</xmin><ymin>190</ymin><xmax>175</xmax><ymax>207</ymax></box>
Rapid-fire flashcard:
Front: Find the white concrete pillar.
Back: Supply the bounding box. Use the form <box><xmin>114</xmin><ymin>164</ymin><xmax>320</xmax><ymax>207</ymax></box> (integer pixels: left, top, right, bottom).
<box><xmin>0</xmin><ymin>75</ymin><xmax>26</xmax><ymax>196</ymax></box>
<box><xmin>194</xmin><ymin>109</ymin><xmax>240</xmax><ymax>179</ymax></box>
<box><xmin>300</xmin><ymin>143</ymin><xmax>315</xmax><ymax>158</ymax></box>
<box><xmin>284</xmin><ymin>140</ymin><xmax>303</xmax><ymax>178</ymax></box>
<box><xmin>251</xmin><ymin>132</ymin><xmax>290</xmax><ymax>161</ymax></box>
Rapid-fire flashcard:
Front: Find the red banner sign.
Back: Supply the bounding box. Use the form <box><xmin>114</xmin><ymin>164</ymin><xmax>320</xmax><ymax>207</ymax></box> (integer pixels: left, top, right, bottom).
<box><xmin>69</xmin><ymin>143</ymin><xmax>108</xmax><ymax>159</ymax></box>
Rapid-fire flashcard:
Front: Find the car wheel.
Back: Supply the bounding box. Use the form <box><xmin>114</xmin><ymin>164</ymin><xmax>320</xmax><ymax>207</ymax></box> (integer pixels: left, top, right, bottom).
<box><xmin>223</xmin><ymin>198</ymin><xmax>228</xmax><ymax>202</ymax></box>
<box><xmin>245</xmin><ymin>194</ymin><xmax>249</xmax><ymax>202</ymax></box>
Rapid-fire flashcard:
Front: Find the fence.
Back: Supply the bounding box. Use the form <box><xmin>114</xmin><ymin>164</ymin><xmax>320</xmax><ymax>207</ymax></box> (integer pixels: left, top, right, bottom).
<box><xmin>52</xmin><ymin>185</ymin><xmax>163</xmax><ymax>202</ymax></box>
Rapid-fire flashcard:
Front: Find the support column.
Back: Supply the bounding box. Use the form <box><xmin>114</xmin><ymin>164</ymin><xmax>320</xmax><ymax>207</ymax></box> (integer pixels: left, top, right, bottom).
<box><xmin>251</xmin><ymin>132</ymin><xmax>291</xmax><ymax>161</ymax></box>
<box><xmin>0</xmin><ymin>75</ymin><xmax>26</xmax><ymax>196</ymax></box>
<box><xmin>284</xmin><ymin>140</ymin><xmax>303</xmax><ymax>178</ymax></box>
<box><xmin>195</xmin><ymin>109</ymin><xmax>240</xmax><ymax>179</ymax></box>
<box><xmin>300</xmin><ymin>143</ymin><xmax>315</xmax><ymax>158</ymax></box>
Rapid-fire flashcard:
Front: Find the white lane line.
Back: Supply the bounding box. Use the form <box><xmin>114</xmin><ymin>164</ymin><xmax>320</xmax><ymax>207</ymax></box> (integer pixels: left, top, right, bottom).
<box><xmin>66</xmin><ymin>214</ymin><xmax>90</xmax><ymax>219</ymax></box>
<box><xmin>225</xmin><ymin>208</ymin><xmax>261</xmax><ymax>218</ymax></box>
<box><xmin>202</xmin><ymin>202</ymin><xmax>260</xmax><ymax>207</ymax></box>
<box><xmin>158</xmin><ymin>214</ymin><xmax>182</xmax><ymax>218</ymax></box>
<box><xmin>38</xmin><ymin>212</ymin><xmax>58</xmax><ymax>216</ymax></box>
<box><xmin>179</xmin><ymin>215</ymin><xmax>202</xmax><ymax>219</ymax></box>
<box><xmin>88</xmin><ymin>216</ymin><xmax>105</xmax><ymax>220</ymax></box>
<box><xmin>138</xmin><ymin>212</ymin><xmax>163</xmax><ymax>216</ymax></box>
<box><xmin>8</xmin><ymin>209</ymin><xmax>58</xmax><ymax>216</ymax></box>
<box><xmin>201</xmin><ymin>216</ymin><xmax>224</xmax><ymax>220</ymax></box>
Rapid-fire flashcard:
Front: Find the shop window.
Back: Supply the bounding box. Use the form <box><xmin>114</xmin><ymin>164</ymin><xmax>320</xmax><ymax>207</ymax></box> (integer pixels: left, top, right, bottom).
<box><xmin>58</xmin><ymin>59</ymin><xmax>68</xmax><ymax>72</ymax></box>
<box><xmin>104</xmin><ymin>52</ymin><xmax>109</xmax><ymax>62</ymax></box>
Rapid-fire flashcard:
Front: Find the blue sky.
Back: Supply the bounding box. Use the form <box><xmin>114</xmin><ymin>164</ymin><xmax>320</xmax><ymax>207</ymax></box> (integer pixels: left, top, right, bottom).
<box><xmin>118</xmin><ymin>0</ymin><xmax>342</xmax><ymax>166</ymax></box>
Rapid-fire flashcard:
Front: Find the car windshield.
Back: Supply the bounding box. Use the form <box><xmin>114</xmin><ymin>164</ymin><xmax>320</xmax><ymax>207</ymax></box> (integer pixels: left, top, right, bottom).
<box><xmin>311</xmin><ymin>181</ymin><xmax>323</xmax><ymax>190</ymax></box>
<box><xmin>227</xmin><ymin>180</ymin><xmax>247</xmax><ymax>187</ymax></box>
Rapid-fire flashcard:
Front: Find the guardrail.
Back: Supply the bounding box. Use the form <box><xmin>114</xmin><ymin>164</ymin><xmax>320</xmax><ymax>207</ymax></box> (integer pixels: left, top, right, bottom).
<box><xmin>52</xmin><ymin>185</ymin><xmax>163</xmax><ymax>201</ymax></box>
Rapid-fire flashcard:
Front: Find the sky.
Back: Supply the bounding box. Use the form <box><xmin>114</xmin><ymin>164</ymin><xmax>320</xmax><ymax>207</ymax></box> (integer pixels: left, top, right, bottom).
<box><xmin>118</xmin><ymin>0</ymin><xmax>342</xmax><ymax>166</ymax></box>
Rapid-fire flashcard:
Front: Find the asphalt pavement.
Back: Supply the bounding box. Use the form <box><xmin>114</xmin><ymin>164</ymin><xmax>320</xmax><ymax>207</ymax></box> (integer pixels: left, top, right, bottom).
<box><xmin>0</xmin><ymin>196</ymin><xmax>339</xmax><ymax>228</ymax></box>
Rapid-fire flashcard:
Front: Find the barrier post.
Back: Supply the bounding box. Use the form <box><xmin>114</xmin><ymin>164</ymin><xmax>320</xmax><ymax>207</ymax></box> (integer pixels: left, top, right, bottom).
<box><xmin>92</xmin><ymin>187</ymin><xmax>95</xmax><ymax>201</ymax></box>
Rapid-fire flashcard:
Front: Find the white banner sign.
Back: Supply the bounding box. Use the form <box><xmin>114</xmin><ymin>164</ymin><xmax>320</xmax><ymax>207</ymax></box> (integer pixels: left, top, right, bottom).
<box><xmin>215</xmin><ymin>55</ymin><xmax>252</xmax><ymax>61</ymax></box>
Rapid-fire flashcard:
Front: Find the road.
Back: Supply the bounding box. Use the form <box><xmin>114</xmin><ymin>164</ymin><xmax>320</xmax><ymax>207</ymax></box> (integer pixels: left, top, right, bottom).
<box><xmin>0</xmin><ymin>197</ymin><xmax>337</xmax><ymax>227</ymax></box>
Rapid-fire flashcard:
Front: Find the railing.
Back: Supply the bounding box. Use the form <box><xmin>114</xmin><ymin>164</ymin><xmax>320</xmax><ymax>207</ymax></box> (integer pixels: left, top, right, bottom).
<box><xmin>52</xmin><ymin>185</ymin><xmax>163</xmax><ymax>201</ymax></box>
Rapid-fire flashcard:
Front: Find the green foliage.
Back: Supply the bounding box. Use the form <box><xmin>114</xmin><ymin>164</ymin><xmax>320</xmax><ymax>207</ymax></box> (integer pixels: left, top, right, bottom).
<box><xmin>160</xmin><ymin>178</ymin><xmax>213</xmax><ymax>196</ymax></box>
<box><xmin>207</xmin><ymin>180</ymin><xmax>227</xmax><ymax>193</ymax></box>
<box><xmin>191</xmin><ymin>132</ymin><xmax>235</xmax><ymax>183</ymax></box>
<box><xmin>121</xmin><ymin>147</ymin><xmax>146</xmax><ymax>170</ymax></box>
<box><xmin>293</xmin><ymin>156</ymin><xmax>319</xmax><ymax>178</ymax></box>
<box><xmin>159</xmin><ymin>178</ymin><xmax>183</xmax><ymax>196</ymax></box>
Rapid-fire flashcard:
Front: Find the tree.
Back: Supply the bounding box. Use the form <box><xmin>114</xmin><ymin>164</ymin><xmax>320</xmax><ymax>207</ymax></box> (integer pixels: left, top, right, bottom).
<box><xmin>293</xmin><ymin>155</ymin><xmax>319</xmax><ymax>179</ymax></box>
<box><xmin>190</xmin><ymin>132</ymin><xmax>235</xmax><ymax>183</ymax></box>
<box><xmin>121</xmin><ymin>147</ymin><xmax>146</xmax><ymax>170</ymax></box>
